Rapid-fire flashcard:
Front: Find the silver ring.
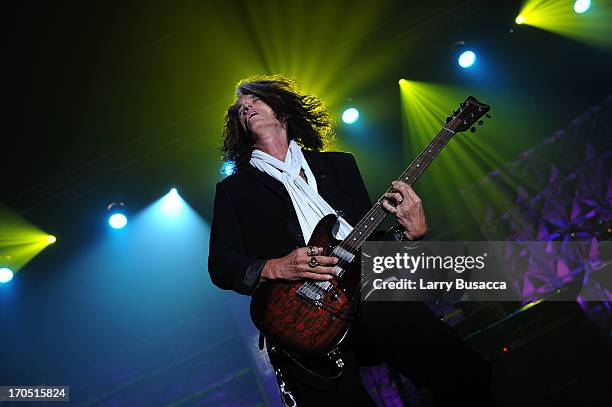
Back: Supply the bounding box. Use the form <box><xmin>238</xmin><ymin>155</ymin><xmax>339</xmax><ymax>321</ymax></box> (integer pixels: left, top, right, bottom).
<box><xmin>308</xmin><ymin>256</ymin><xmax>319</xmax><ymax>268</ymax></box>
<box><xmin>307</xmin><ymin>246</ymin><xmax>317</xmax><ymax>256</ymax></box>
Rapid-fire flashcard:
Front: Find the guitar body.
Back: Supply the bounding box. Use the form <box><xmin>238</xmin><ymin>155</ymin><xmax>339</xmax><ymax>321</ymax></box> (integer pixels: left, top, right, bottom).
<box><xmin>250</xmin><ymin>214</ymin><xmax>361</xmax><ymax>358</ymax></box>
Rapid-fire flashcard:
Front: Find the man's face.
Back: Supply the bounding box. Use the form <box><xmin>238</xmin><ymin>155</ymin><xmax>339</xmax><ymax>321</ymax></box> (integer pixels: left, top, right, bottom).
<box><xmin>236</xmin><ymin>94</ymin><xmax>282</xmax><ymax>135</ymax></box>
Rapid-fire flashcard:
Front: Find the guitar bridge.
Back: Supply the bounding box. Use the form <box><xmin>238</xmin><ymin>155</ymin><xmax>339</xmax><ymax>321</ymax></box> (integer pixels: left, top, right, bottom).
<box><xmin>296</xmin><ymin>281</ymin><xmax>333</xmax><ymax>302</ymax></box>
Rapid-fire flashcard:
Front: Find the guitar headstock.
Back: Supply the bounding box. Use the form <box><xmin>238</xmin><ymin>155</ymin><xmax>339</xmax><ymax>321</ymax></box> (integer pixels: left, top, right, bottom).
<box><xmin>446</xmin><ymin>96</ymin><xmax>491</xmax><ymax>133</ymax></box>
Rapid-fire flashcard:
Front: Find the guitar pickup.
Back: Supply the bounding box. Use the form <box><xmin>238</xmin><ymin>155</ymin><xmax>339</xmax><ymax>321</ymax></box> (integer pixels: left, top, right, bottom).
<box><xmin>314</xmin><ymin>281</ymin><xmax>333</xmax><ymax>291</ymax></box>
<box><xmin>333</xmin><ymin>246</ymin><xmax>355</xmax><ymax>263</ymax></box>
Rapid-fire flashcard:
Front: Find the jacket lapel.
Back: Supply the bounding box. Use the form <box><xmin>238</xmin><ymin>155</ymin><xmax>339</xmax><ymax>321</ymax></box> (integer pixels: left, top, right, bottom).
<box><xmin>242</xmin><ymin>164</ymin><xmax>289</xmax><ymax>201</ymax></box>
<box><xmin>302</xmin><ymin>149</ymin><xmax>342</xmax><ymax>211</ymax></box>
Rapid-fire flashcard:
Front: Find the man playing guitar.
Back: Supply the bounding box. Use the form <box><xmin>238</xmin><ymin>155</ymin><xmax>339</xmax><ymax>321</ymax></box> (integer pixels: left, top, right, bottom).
<box><xmin>208</xmin><ymin>76</ymin><xmax>495</xmax><ymax>406</ymax></box>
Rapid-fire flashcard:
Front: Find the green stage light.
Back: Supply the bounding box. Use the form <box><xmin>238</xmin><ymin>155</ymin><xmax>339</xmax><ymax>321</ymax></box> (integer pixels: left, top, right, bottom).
<box><xmin>0</xmin><ymin>204</ymin><xmax>56</xmax><ymax>273</ymax></box>
<box><xmin>517</xmin><ymin>0</ymin><xmax>611</xmax><ymax>50</ymax></box>
<box><xmin>397</xmin><ymin>79</ymin><xmax>522</xmax><ymax>231</ymax></box>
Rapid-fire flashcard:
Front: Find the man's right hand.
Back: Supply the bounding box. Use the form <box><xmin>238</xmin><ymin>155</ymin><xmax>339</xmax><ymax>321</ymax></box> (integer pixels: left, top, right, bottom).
<box><xmin>260</xmin><ymin>246</ymin><xmax>338</xmax><ymax>282</ymax></box>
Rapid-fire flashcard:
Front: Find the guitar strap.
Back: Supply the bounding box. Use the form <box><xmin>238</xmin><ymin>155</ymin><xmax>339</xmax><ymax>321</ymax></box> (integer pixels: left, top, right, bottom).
<box><xmin>261</xmin><ymin>331</ymin><xmax>348</xmax><ymax>406</ymax></box>
<box><xmin>262</xmin><ymin>334</ymin><xmax>298</xmax><ymax>407</ymax></box>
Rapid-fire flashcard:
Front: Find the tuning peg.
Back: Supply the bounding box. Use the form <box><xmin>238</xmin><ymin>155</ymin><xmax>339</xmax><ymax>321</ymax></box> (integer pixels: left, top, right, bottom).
<box><xmin>470</xmin><ymin>127</ymin><xmax>476</xmax><ymax>133</ymax></box>
<box><xmin>485</xmin><ymin>114</ymin><xmax>491</xmax><ymax>118</ymax></box>
<box><xmin>478</xmin><ymin>120</ymin><xmax>484</xmax><ymax>125</ymax></box>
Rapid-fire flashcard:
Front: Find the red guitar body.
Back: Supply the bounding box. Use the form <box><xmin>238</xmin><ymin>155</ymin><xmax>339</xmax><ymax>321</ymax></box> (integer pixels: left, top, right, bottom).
<box><xmin>250</xmin><ymin>214</ymin><xmax>361</xmax><ymax>358</ymax></box>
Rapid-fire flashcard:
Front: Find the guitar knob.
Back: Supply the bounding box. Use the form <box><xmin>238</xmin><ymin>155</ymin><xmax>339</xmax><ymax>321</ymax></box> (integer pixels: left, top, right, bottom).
<box><xmin>330</xmin><ymin>291</ymin><xmax>340</xmax><ymax>301</ymax></box>
<box><xmin>470</xmin><ymin>127</ymin><xmax>476</xmax><ymax>133</ymax></box>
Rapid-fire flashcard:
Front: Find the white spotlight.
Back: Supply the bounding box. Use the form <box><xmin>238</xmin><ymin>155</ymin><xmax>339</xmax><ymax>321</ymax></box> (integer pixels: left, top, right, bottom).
<box><xmin>161</xmin><ymin>188</ymin><xmax>184</xmax><ymax>215</ymax></box>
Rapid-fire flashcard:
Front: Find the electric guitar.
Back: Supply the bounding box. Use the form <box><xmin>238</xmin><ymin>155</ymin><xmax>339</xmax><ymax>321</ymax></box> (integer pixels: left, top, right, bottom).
<box><xmin>250</xmin><ymin>96</ymin><xmax>491</xmax><ymax>361</ymax></box>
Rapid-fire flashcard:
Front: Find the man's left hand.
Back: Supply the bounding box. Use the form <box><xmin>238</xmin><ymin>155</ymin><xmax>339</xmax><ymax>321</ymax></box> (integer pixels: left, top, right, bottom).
<box><xmin>382</xmin><ymin>181</ymin><xmax>428</xmax><ymax>240</ymax></box>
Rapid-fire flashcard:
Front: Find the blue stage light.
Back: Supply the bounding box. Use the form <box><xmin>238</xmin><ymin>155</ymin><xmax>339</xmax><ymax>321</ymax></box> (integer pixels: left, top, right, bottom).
<box><xmin>574</xmin><ymin>0</ymin><xmax>591</xmax><ymax>13</ymax></box>
<box><xmin>0</xmin><ymin>267</ymin><xmax>14</xmax><ymax>284</ymax></box>
<box><xmin>342</xmin><ymin>108</ymin><xmax>359</xmax><ymax>124</ymax></box>
<box><xmin>221</xmin><ymin>161</ymin><xmax>235</xmax><ymax>177</ymax></box>
<box><xmin>458</xmin><ymin>50</ymin><xmax>477</xmax><ymax>68</ymax></box>
<box><xmin>161</xmin><ymin>188</ymin><xmax>184</xmax><ymax>216</ymax></box>
<box><xmin>108</xmin><ymin>213</ymin><xmax>128</xmax><ymax>229</ymax></box>
<box><xmin>107</xmin><ymin>202</ymin><xmax>128</xmax><ymax>229</ymax></box>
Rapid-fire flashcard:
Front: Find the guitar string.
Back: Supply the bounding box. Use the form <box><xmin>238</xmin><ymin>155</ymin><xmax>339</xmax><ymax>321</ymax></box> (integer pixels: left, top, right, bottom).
<box><xmin>298</xmin><ymin>126</ymin><xmax>456</xmax><ymax>316</ymax></box>
<box><xmin>305</xmin><ymin>118</ymin><xmax>461</xmax><ymax>290</ymax></box>
<box><xmin>301</xmin><ymin>113</ymin><xmax>468</xmax><ymax>306</ymax></box>
<box><xmin>343</xmin><ymin>128</ymin><xmax>453</xmax><ymax>251</ymax></box>
<box><xmin>342</xmin><ymin>131</ymin><xmax>451</xmax><ymax>251</ymax></box>
<box><xmin>341</xmin><ymin>118</ymin><xmax>461</xmax><ymax>252</ymax></box>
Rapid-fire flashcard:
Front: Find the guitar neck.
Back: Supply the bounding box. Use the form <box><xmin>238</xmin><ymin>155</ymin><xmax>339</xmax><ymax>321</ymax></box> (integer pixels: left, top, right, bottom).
<box><xmin>339</xmin><ymin>125</ymin><xmax>457</xmax><ymax>252</ymax></box>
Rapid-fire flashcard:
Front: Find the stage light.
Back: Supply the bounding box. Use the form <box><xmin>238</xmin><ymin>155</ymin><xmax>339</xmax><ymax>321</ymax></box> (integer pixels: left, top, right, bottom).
<box><xmin>161</xmin><ymin>188</ymin><xmax>184</xmax><ymax>216</ymax></box>
<box><xmin>109</xmin><ymin>213</ymin><xmax>128</xmax><ymax>229</ymax></box>
<box><xmin>107</xmin><ymin>202</ymin><xmax>128</xmax><ymax>229</ymax></box>
<box><xmin>47</xmin><ymin>235</ymin><xmax>57</xmax><ymax>244</ymax></box>
<box><xmin>515</xmin><ymin>15</ymin><xmax>526</xmax><ymax>24</ymax></box>
<box><xmin>574</xmin><ymin>0</ymin><xmax>591</xmax><ymax>14</ymax></box>
<box><xmin>458</xmin><ymin>50</ymin><xmax>476</xmax><ymax>68</ymax></box>
<box><xmin>0</xmin><ymin>206</ymin><xmax>56</xmax><ymax>272</ymax></box>
<box><xmin>517</xmin><ymin>0</ymin><xmax>608</xmax><ymax>49</ymax></box>
<box><xmin>342</xmin><ymin>108</ymin><xmax>359</xmax><ymax>124</ymax></box>
<box><xmin>221</xmin><ymin>161</ymin><xmax>235</xmax><ymax>177</ymax></box>
<box><xmin>0</xmin><ymin>267</ymin><xmax>14</xmax><ymax>284</ymax></box>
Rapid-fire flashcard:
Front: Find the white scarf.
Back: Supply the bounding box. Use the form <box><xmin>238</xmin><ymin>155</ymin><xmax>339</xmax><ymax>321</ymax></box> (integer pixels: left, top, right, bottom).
<box><xmin>250</xmin><ymin>140</ymin><xmax>353</xmax><ymax>243</ymax></box>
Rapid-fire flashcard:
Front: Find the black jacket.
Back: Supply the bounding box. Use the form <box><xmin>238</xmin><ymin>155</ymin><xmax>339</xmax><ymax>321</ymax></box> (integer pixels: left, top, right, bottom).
<box><xmin>208</xmin><ymin>149</ymin><xmax>401</xmax><ymax>295</ymax></box>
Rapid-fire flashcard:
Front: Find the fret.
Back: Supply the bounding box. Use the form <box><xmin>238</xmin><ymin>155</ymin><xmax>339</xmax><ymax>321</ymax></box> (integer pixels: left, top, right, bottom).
<box><xmin>337</xmin><ymin>128</ymin><xmax>456</xmax><ymax>253</ymax></box>
<box><xmin>334</xmin><ymin>94</ymin><xmax>492</xmax><ymax>255</ymax></box>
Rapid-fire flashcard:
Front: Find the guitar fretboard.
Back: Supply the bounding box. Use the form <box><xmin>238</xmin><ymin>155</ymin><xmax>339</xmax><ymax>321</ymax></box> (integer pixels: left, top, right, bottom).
<box><xmin>338</xmin><ymin>126</ymin><xmax>457</xmax><ymax>252</ymax></box>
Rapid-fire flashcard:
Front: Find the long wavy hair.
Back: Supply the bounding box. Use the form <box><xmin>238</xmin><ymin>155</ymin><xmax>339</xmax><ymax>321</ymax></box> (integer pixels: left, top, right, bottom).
<box><xmin>221</xmin><ymin>75</ymin><xmax>334</xmax><ymax>168</ymax></box>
